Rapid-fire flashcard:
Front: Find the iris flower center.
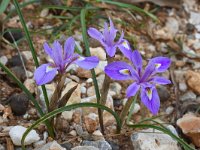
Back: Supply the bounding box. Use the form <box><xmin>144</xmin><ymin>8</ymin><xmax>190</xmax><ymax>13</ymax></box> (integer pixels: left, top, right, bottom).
<box><xmin>145</xmin><ymin>87</ymin><xmax>153</xmax><ymax>100</ymax></box>
<box><xmin>122</xmin><ymin>41</ymin><xmax>129</xmax><ymax>49</ymax></box>
<box><xmin>46</xmin><ymin>66</ymin><xmax>54</xmax><ymax>73</ymax></box>
<box><xmin>119</xmin><ymin>69</ymin><xmax>131</xmax><ymax>76</ymax></box>
<box><xmin>78</xmin><ymin>56</ymin><xmax>85</xmax><ymax>61</ymax></box>
<box><xmin>155</xmin><ymin>63</ymin><xmax>161</xmax><ymax>69</ymax></box>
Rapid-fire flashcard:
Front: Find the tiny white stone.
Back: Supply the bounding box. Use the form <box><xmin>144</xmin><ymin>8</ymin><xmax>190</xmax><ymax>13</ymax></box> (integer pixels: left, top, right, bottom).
<box><xmin>61</xmin><ymin>110</ymin><xmax>74</xmax><ymax>121</ymax></box>
<box><xmin>86</xmin><ymin>78</ymin><xmax>93</xmax><ymax>83</ymax></box>
<box><xmin>9</xmin><ymin>125</ymin><xmax>40</xmax><ymax>146</ymax></box>
<box><xmin>69</xmin><ymin>130</ymin><xmax>77</xmax><ymax>136</ymax></box>
<box><xmin>81</xmin><ymin>86</ymin><xmax>87</xmax><ymax>94</ymax></box>
<box><xmin>0</xmin><ymin>56</ymin><xmax>8</xmax><ymax>65</ymax></box>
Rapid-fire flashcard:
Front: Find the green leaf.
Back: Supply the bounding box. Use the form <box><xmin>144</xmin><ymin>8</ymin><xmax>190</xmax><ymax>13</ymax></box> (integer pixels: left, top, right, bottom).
<box><xmin>96</xmin><ymin>0</ymin><xmax>158</xmax><ymax>21</ymax></box>
<box><xmin>21</xmin><ymin>103</ymin><xmax>122</xmax><ymax>150</ymax></box>
<box><xmin>13</xmin><ymin>0</ymin><xmax>54</xmax><ymax>137</ymax></box>
<box><xmin>0</xmin><ymin>0</ymin><xmax>10</xmax><ymax>14</ymax></box>
<box><xmin>80</xmin><ymin>8</ymin><xmax>104</xmax><ymax>133</ymax></box>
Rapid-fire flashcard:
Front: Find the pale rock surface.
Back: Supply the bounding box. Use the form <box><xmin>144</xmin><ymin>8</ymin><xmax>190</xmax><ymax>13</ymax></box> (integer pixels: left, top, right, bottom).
<box><xmin>82</xmin><ymin>140</ymin><xmax>111</xmax><ymax>150</ymax></box>
<box><xmin>72</xmin><ymin>146</ymin><xmax>99</xmax><ymax>150</ymax></box>
<box><xmin>35</xmin><ymin>141</ymin><xmax>66</xmax><ymax>150</ymax></box>
<box><xmin>90</xmin><ymin>47</ymin><xmax>106</xmax><ymax>61</ymax></box>
<box><xmin>131</xmin><ymin>127</ymin><xmax>180</xmax><ymax>150</ymax></box>
<box><xmin>9</xmin><ymin>125</ymin><xmax>40</xmax><ymax>146</ymax></box>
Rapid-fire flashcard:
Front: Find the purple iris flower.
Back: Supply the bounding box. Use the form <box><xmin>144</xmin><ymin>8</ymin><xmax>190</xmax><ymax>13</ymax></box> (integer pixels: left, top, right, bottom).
<box><xmin>104</xmin><ymin>50</ymin><xmax>171</xmax><ymax>115</ymax></box>
<box><xmin>34</xmin><ymin>37</ymin><xmax>99</xmax><ymax>85</ymax></box>
<box><xmin>88</xmin><ymin>18</ymin><xmax>130</xmax><ymax>57</ymax></box>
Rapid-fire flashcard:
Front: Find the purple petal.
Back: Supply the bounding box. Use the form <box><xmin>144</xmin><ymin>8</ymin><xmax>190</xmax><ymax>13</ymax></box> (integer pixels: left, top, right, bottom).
<box><xmin>105</xmin><ymin>45</ymin><xmax>117</xmax><ymax>57</ymax></box>
<box><xmin>149</xmin><ymin>57</ymin><xmax>171</xmax><ymax>72</ymax></box>
<box><xmin>151</xmin><ymin>76</ymin><xmax>171</xmax><ymax>85</ymax></box>
<box><xmin>88</xmin><ymin>27</ymin><xmax>103</xmax><ymax>43</ymax></box>
<box><xmin>126</xmin><ymin>82</ymin><xmax>140</xmax><ymax>98</ymax></box>
<box><xmin>43</xmin><ymin>42</ymin><xmax>53</xmax><ymax>57</ymax></box>
<box><xmin>118</xmin><ymin>39</ymin><xmax>132</xmax><ymax>60</ymax></box>
<box><xmin>131</xmin><ymin>50</ymin><xmax>143</xmax><ymax>72</ymax></box>
<box><xmin>109</xmin><ymin>18</ymin><xmax>118</xmax><ymax>42</ymax></box>
<box><xmin>140</xmin><ymin>85</ymin><xmax>160</xmax><ymax>115</ymax></box>
<box><xmin>104</xmin><ymin>61</ymin><xmax>136</xmax><ymax>80</ymax></box>
<box><xmin>52</xmin><ymin>40</ymin><xmax>63</xmax><ymax>66</ymax></box>
<box><xmin>141</xmin><ymin>63</ymin><xmax>155</xmax><ymax>82</ymax></box>
<box><xmin>64</xmin><ymin>37</ymin><xmax>75</xmax><ymax>59</ymax></box>
<box><xmin>75</xmin><ymin>56</ymin><xmax>99</xmax><ymax>70</ymax></box>
<box><xmin>34</xmin><ymin>64</ymin><xmax>58</xmax><ymax>85</ymax></box>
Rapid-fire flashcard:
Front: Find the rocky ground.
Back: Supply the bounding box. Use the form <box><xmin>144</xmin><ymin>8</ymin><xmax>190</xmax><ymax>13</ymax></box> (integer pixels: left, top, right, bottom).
<box><xmin>1</xmin><ymin>0</ymin><xmax>200</xmax><ymax>150</ymax></box>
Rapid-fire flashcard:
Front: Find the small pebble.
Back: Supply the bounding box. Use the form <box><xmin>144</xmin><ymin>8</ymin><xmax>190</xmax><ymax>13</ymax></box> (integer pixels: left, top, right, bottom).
<box><xmin>165</xmin><ymin>106</ymin><xmax>174</xmax><ymax>115</ymax></box>
<box><xmin>9</xmin><ymin>93</ymin><xmax>29</xmax><ymax>116</ymax></box>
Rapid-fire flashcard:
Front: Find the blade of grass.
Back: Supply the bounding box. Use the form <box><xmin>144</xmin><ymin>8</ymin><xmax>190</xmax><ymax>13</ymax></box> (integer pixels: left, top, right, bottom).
<box><xmin>0</xmin><ymin>62</ymin><xmax>54</xmax><ymax>136</ymax></box>
<box><xmin>0</xmin><ymin>62</ymin><xmax>43</xmax><ymax>115</ymax></box>
<box><xmin>3</xmin><ymin>0</ymin><xmax>40</xmax><ymax>23</ymax></box>
<box><xmin>0</xmin><ymin>0</ymin><xmax>10</xmax><ymax>14</ymax></box>
<box><xmin>96</xmin><ymin>0</ymin><xmax>158</xmax><ymax>21</ymax></box>
<box><xmin>21</xmin><ymin>102</ymin><xmax>122</xmax><ymax>150</ymax></box>
<box><xmin>13</xmin><ymin>0</ymin><xmax>54</xmax><ymax>137</ymax></box>
<box><xmin>80</xmin><ymin>8</ymin><xmax>104</xmax><ymax>134</ymax></box>
<box><xmin>13</xmin><ymin>0</ymin><xmax>49</xmax><ymax>110</ymax></box>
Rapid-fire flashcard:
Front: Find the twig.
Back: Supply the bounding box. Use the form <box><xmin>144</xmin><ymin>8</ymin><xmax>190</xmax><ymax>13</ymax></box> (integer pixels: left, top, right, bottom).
<box><xmin>8</xmin><ymin>31</ymin><xmax>28</xmax><ymax>78</ymax></box>
<box><xmin>170</xmin><ymin>63</ymin><xmax>180</xmax><ymax>122</ymax></box>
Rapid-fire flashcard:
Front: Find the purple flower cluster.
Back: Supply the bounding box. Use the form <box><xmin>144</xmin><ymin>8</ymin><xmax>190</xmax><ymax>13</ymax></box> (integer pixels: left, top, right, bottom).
<box><xmin>34</xmin><ymin>18</ymin><xmax>171</xmax><ymax>115</ymax></box>
<box><xmin>88</xmin><ymin>18</ymin><xmax>171</xmax><ymax>115</ymax></box>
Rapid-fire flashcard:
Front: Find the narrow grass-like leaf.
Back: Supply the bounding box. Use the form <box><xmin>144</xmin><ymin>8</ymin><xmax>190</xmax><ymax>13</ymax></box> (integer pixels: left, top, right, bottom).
<box><xmin>96</xmin><ymin>0</ymin><xmax>158</xmax><ymax>21</ymax></box>
<box><xmin>0</xmin><ymin>62</ymin><xmax>43</xmax><ymax>115</ymax></box>
<box><xmin>21</xmin><ymin>103</ymin><xmax>122</xmax><ymax>150</ymax></box>
<box><xmin>13</xmin><ymin>0</ymin><xmax>54</xmax><ymax>137</ymax></box>
<box><xmin>80</xmin><ymin>8</ymin><xmax>104</xmax><ymax>133</ymax></box>
<box><xmin>13</xmin><ymin>0</ymin><xmax>49</xmax><ymax>109</ymax></box>
<box><xmin>4</xmin><ymin>0</ymin><xmax>40</xmax><ymax>22</ymax></box>
<box><xmin>128</xmin><ymin>123</ymin><xmax>194</xmax><ymax>150</ymax></box>
<box><xmin>0</xmin><ymin>0</ymin><xmax>10</xmax><ymax>14</ymax></box>
<box><xmin>0</xmin><ymin>62</ymin><xmax>55</xmax><ymax>138</ymax></box>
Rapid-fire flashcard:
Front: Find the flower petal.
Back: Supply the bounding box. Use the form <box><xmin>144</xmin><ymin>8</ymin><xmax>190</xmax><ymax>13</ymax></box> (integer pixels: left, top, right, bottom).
<box><xmin>105</xmin><ymin>45</ymin><xmax>117</xmax><ymax>57</ymax></box>
<box><xmin>75</xmin><ymin>56</ymin><xmax>99</xmax><ymax>70</ymax></box>
<box><xmin>43</xmin><ymin>42</ymin><xmax>53</xmax><ymax>58</ymax></box>
<box><xmin>52</xmin><ymin>40</ymin><xmax>63</xmax><ymax>66</ymax></box>
<box><xmin>104</xmin><ymin>61</ymin><xmax>137</xmax><ymax>80</ymax></box>
<box><xmin>118</xmin><ymin>39</ymin><xmax>132</xmax><ymax>60</ymax></box>
<box><xmin>141</xmin><ymin>85</ymin><xmax>160</xmax><ymax>115</ymax></box>
<box><xmin>151</xmin><ymin>76</ymin><xmax>171</xmax><ymax>85</ymax></box>
<box><xmin>141</xmin><ymin>63</ymin><xmax>155</xmax><ymax>82</ymax></box>
<box><xmin>126</xmin><ymin>82</ymin><xmax>140</xmax><ymax>98</ymax></box>
<box><xmin>34</xmin><ymin>64</ymin><xmax>58</xmax><ymax>85</ymax></box>
<box><xmin>131</xmin><ymin>50</ymin><xmax>143</xmax><ymax>72</ymax></box>
<box><xmin>88</xmin><ymin>27</ymin><xmax>103</xmax><ymax>43</ymax></box>
<box><xmin>149</xmin><ymin>57</ymin><xmax>171</xmax><ymax>72</ymax></box>
<box><xmin>64</xmin><ymin>37</ymin><xmax>75</xmax><ymax>59</ymax></box>
<box><xmin>109</xmin><ymin>18</ymin><xmax>118</xmax><ymax>42</ymax></box>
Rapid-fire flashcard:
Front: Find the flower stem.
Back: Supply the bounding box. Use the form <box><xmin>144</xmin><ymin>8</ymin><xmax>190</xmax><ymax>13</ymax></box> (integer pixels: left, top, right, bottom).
<box><xmin>126</xmin><ymin>95</ymin><xmax>138</xmax><ymax>124</ymax></box>
<box><xmin>100</xmin><ymin>56</ymin><xmax>113</xmax><ymax>106</ymax></box>
<box><xmin>120</xmin><ymin>94</ymin><xmax>137</xmax><ymax>125</ymax></box>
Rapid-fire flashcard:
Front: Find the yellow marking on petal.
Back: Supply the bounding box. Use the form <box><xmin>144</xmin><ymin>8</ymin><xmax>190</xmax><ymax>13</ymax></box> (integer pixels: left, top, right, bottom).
<box><xmin>46</xmin><ymin>66</ymin><xmax>54</xmax><ymax>73</ymax></box>
<box><xmin>119</xmin><ymin>69</ymin><xmax>131</xmax><ymax>75</ymax></box>
<box><xmin>78</xmin><ymin>56</ymin><xmax>85</xmax><ymax>61</ymax></box>
<box><xmin>122</xmin><ymin>41</ymin><xmax>129</xmax><ymax>49</ymax></box>
<box><xmin>155</xmin><ymin>63</ymin><xmax>161</xmax><ymax>69</ymax></box>
<box><xmin>146</xmin><ymin>87</ymin><xmax>152</xmax><ymax>100</ymax></box>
